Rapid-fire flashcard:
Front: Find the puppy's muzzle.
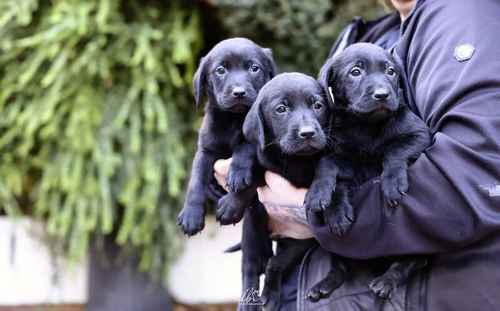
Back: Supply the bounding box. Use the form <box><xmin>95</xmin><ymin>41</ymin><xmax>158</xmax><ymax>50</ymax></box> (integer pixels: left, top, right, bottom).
<box><xmin>221</xmin><ymin>86</ymin><xmax>256</xmax><ymax>112</ymax></box>
<box><xmin>358</xmin><ymin>86</ymin><xmax>398</xmax><ymax>115</ymax></box>
<box><xmin>280</xmin><ymin>124</ymin><xmax>326</xmax><ymax>156</ymax></box>
<box><xmin>298</xmin><ymin>125</ymin><xmax>317</xmax><ymax>139</ymax></box>
<box><xmin>372</xmin><ymin>88</ymin><xmax>390</xmax><ymax>101</ymax></box>
<box><xmin>232</xmin><ymin>86</ymin><xmax>247</xmax><ymax>99</ymax></box>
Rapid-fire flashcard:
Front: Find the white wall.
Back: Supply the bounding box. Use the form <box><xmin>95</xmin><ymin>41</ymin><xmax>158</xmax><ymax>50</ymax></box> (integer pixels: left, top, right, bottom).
<box><xmin>0</xmin><ymin>217</ymin><xmax>87</xmax><ymax>305</ymax></box>
<box><xmin>168</xmin><ymin>216</ymin><xmax>243</xmax><ymax>304</ymax></box>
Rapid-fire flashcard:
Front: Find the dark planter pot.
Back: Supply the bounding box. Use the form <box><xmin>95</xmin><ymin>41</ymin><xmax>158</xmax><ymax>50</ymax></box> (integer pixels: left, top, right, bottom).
<box><xmin>87</xmin><ymin>237</ymin><xmax>172</xmax><ymax>311</ymax></box>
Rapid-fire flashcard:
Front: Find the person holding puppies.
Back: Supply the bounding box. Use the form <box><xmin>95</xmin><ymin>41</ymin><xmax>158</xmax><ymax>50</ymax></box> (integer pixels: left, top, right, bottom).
<box><xmin>215</xmin><ymin>0</ymin><xmax>500</xmax><ymax>310</ymax></box>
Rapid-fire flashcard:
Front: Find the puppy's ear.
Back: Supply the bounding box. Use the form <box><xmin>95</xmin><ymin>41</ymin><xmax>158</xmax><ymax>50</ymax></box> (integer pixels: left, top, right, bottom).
<box><xmin>243</xmin><ymin>94</ymin><xmax>267</xmax><ymax>151</ymax></box>
<box><xmin>397</xmin><ymin>87</ymin><xmax>406</xmax><ymax>108</ymax></box>
<box><xmin>262</xmin><ymin>48</ymin><xmax>278</xmax><ymax>79</ymax></box>
<box><xmin>317</xmin><ymin>60</ymin><xmax>331</xmax><ymax>90</ymax></box>
<box><xmin>193</xmin><ymin>56</ymin><xmax>208</xmax><ymax>107</ymax></box>
<box><xmin>318</xmin><ymin>58</ymin><xmax>335</xmax><ymax>107</ymax></box>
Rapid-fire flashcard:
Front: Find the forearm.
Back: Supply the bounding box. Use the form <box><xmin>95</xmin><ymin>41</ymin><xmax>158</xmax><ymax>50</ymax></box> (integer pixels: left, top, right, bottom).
<box><xmin>308</xmin><ymin>132</ymin><xmax>500</xmax><ymax>259</ymax></box>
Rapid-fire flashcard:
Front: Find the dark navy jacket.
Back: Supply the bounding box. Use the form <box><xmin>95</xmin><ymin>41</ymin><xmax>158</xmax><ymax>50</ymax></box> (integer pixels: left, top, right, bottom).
<box><xmin>299</xmin><ymin>0</ymin><xmax>500</xmax><ymax>310</ymax></box>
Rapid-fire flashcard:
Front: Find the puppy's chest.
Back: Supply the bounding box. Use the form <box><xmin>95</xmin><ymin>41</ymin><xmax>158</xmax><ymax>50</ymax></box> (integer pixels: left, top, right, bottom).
<box><xmin>333</xmin><ymin>129</ymin><xmax>389</xmax><ymax>162</ymax></box>
<box><xmin>201</xmin><ymin>117</ymin><xmax>245</xmax><ymax>155</ymax></box>
<box><xmin>264</xmin><ymin>157</ymin><xmax>317</xmax><ymax>188</ymax></box>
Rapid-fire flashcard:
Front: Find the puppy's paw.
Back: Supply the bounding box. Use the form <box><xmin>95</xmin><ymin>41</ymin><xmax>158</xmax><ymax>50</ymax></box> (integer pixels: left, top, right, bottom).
<box><xmin>226</xmin><ymin>165</ymin><xmax>253</xmax><ymax>193</ymax></box>
<box><xmin>306</xmin><ymin>272</ymin><xmax>344</xmax><ymax>302</ymax></box>
<box><xmin>216</xmin><ymin>193</ymin><xmax>246</xmax><ymax>225</ymax></box>
<box><xmin>382</xmin><ymin>167</ymin><xmax>409</xmax><ymax>207</ymax></box>
<box><xmin>324</xmin><ymin>199</ymin><xmax>354</xmax><ymax>236</ymax></box>
<box><xmin>176</xmin><ymin>207</ymin><xmax>205</xmax><ymax>236</ymax></box>
<box><xmin>304</xmin><ymin>180</ymin><xmax>335</xmax><ymax>213</ymax></box>
<box><xmin>369</xmin><ymin>275</ymin><xmax>398</xmax><ymax>299</ymax></box>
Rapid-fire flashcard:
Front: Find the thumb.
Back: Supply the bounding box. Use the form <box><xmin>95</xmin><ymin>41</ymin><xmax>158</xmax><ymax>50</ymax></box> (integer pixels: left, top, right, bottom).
<box><xmin>256</xmin><ymin>186</ymin><xmax>272</xmax><ymax>204</ymax></box>
<box><xmin>264</xmin><ymin>171</ymin><xmax>297</xmax><ymax>192</ymax></box>
<box><xmin>214</xmin><ymin>157</ymin><xmax>232</xmax><ymax>176</ymax></box>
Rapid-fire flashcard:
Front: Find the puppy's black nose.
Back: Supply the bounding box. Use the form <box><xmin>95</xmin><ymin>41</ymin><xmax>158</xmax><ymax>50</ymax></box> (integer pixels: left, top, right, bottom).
<box><xmin>298</xmin><ymin>126</ymin><xmax>316</xmax><ymax>139</ymax></box>
<box><xmin>232</xmin><ymin>87</ymin><xmax>247</xmax><ymax>98</ymax></box>
<box><xmin>373</xmin><ymin>88</ymin><xmax>390</xmax><ymax>100</ymax></box>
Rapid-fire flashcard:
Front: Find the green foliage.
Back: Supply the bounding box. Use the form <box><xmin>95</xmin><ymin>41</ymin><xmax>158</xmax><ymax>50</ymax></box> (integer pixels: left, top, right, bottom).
<box><xmin>0</xmin><ymin>0</ymin><xmax>202</xmax><ymax>277</ymax></box>
<box><xmin>210</xmin><ymin>0</ymin><xmax>383</xmax><ymax>75</ymax></box>
<box><xmin>0</xmin><ymin>0</ymin><xmax>383</xmax><ymax>281</ymax></box>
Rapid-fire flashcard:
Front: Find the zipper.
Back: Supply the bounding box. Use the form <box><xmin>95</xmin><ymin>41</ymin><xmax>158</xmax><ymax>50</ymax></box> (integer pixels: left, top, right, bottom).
<box><xmin>296</xmin><ymin>246</ymin><xmax>316</xmax><ymax>311</ymax></box>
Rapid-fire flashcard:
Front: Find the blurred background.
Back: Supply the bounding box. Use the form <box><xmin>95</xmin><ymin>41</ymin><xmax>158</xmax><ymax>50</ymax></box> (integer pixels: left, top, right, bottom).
<box><xmin>0</xmin><ymin>0</ymin><xmax>383</xmax><ymax>310</ymax></box>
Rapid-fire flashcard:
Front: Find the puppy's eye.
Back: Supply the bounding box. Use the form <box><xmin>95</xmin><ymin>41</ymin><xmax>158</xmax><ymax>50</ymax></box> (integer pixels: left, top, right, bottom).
<box><xmin>215</xmin><ymin>66</ymin><xmax>226</xmax><ymax>76</ymax></box>
<box><xmin>350</xmin><ymin>67</ymin><xmax>362</xmax><ymax>77</ymax></box>
<box><xmin>312</xmin><ymin>101</ymin><xmax>324</xmax><ymax>111</ymax></box>
<box><xmin>275</xmin><ymin>105</ymin><xmax>288</xmax><ymax>114</ymax></box>
<box><xmin>386</xmin><ymin>67</ymin><xmax>396</xmax><ymax>76</ymax></box>
<box><xmin>249</xmin><ymin>64</ymin><xmax>260</xmax><ymax>73</ymax></box>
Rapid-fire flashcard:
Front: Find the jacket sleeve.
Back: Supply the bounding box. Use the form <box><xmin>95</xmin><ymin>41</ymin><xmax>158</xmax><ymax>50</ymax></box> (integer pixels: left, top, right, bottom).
<box><xmin>308</xmin><ymin>0</ymin><xmax>500</xmax><ymax>259</ymax></box>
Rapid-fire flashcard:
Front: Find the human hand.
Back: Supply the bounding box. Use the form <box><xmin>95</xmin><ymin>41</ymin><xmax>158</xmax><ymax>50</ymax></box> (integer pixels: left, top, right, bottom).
<box><xmin>214</xmin><ymin>159</ymin><xmax>314</xmax><ymax>239</ymax></box>
<box><xmin>257</xmin><ymin>171</ymin><xmax>313</xmax><ymax>239</ymax></box>
<box><xmin>213</xmin><ymin>158</ymin><xmax>232</xmax><ymax>191</ymax></box>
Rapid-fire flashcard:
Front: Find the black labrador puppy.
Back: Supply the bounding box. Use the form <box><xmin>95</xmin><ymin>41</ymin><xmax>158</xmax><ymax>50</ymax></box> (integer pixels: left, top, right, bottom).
<box><xmin>177</xmin><ymin>37</ymin><xmax>276</xmax><ymax>236</ymax></box>
<box><xmin>231</xmin><ymin>73</ymin><xmax>346</xmax><ymax>310</ymax></box>
<box><xmin>307</xmin><ymin>42</ymin><xmax>431</xmax><ymax>298</ymax></box>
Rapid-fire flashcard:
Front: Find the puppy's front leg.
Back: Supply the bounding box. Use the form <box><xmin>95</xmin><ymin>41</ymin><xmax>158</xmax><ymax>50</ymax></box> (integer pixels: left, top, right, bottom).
<box><xmin>304</xmin><ymin>154</ymin><xmax>339</xmax><ymax>213</ymax></box>
<box><xmin>323</xmin><ymin>182</ymin><xmax>354</xmax><ymax>236</ymax></box>
<box><xmin>177</xmin><ymin>149</ymin><xmax>216</xmax><ymax>235</ymax></box>
<box><xmin>382</xmin><ymin>110</ymin><xmax>431</xmax><ymax>207</ymax></box>
<box><xmin>305</xmin><ymin>155</ymin><xmax>354</xmax><ymax>236</ymax></box>
<box><xmin>217</xmin><ymin>185</ymin><xmax>257</xmax><ymax>225</ymax></box>
<box><xmin>227</xmin><ymin>142</ymin><xmax>256</xmax><ymax>192</ymax></box>
<box><xmin>217</xmin><ymin>143</ymin><xmax>259</xmax><ymax>225</ymax></box>
<box><xmin>382</xmin><ymin>132</ymin><xmax>430</xmax><ymax>207</ymax></box>
<box><xmin>381</xmin><ymin>158</ymin><xmax>408</xmax><ymax>208</ymax></box>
